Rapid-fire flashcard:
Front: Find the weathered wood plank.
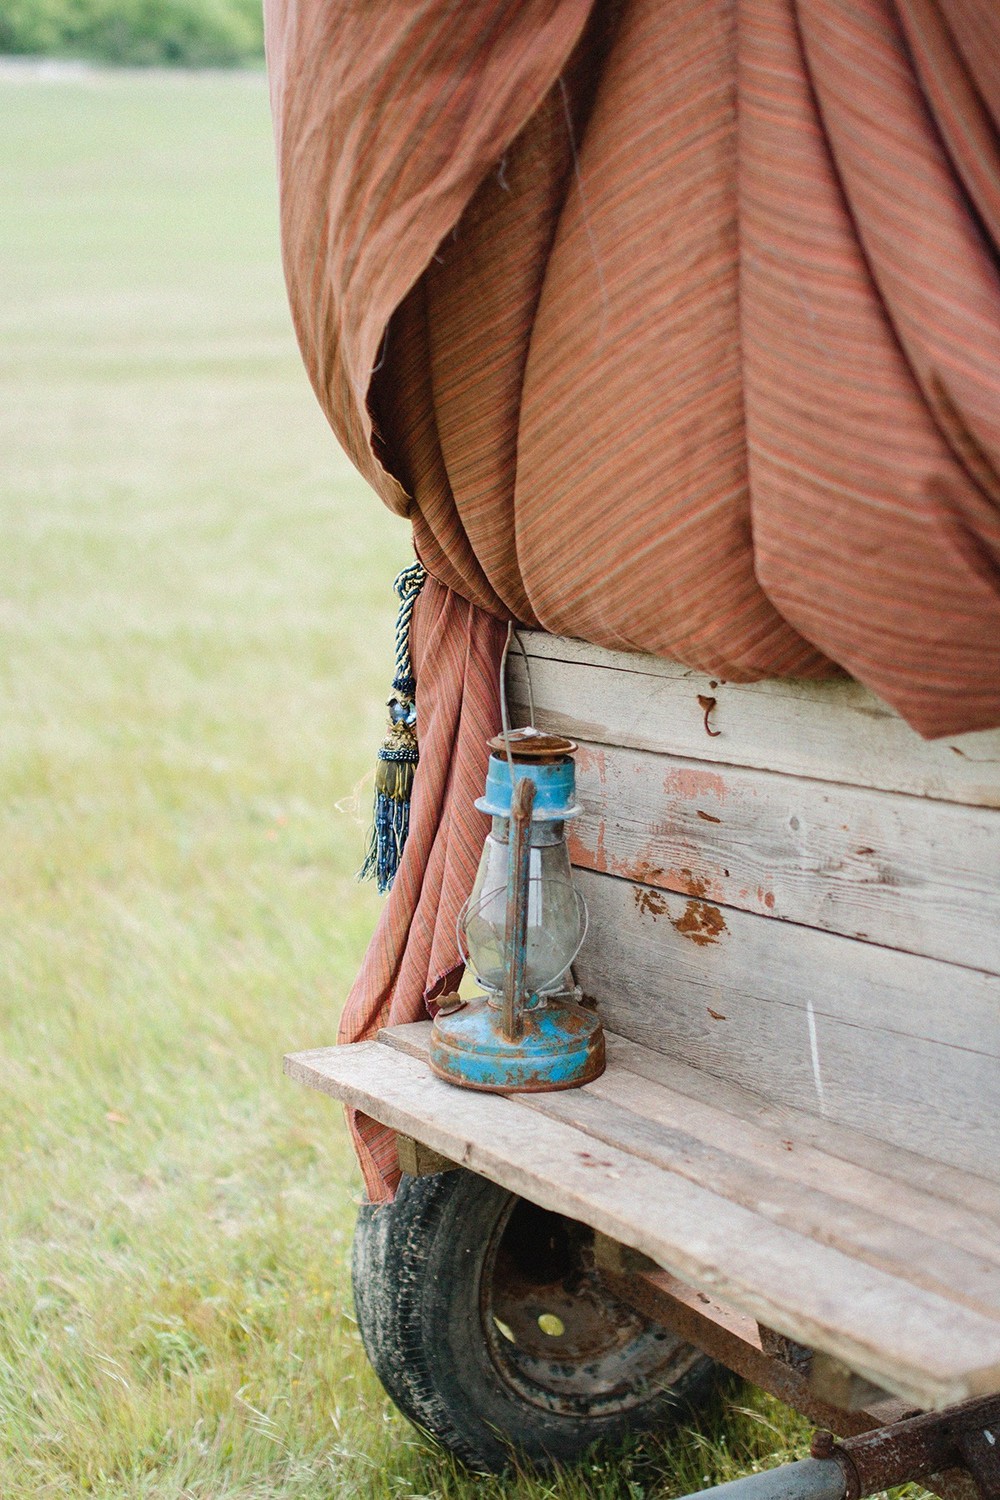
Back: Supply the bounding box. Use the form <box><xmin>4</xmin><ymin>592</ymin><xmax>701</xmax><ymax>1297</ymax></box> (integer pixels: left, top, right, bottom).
<box><xmin>395</xmin><ymin>1134</ymin><xmax>457</xmax><ymax>1177</ymax></box>
<box><xmin>382</xmin><ymin>1023</ymin><xmax>1000</xmax><ymax>1315</ymax></box>
<box><xmin>529</xmin><ymin>1081</ymin><xmax>1000</xmax><ymax>1318</ymax></box>
<box><xmin>598</xmin><ymin>1260</ymin><xmax>914</xmax><ymax>1435</ymax></box>
<box><xmin>564</xmin><ymin>739</ymin><xmax>1000</xmax><ymax>974</ymax></box>
<box><xmin>384</xmin><ymin>1021</ymin><xmax>1000</xmax><ymax>1222</ymax></box>
<box><xmin>809</xmin><ymin>1353</ymin><xmax>889</xmax><ymax>1412</ymax></box>
<box><xmin>573</xmin><ymin>867</ymin><xmax>1000</xmax><ymax>1179</ymax></box>
<box><xmin>598</xmin><ymin>1034</ymin><xmax>1000</xmax><ymax>1227</ymax></box>
<box><xmin>508</xmin><ymin>633</ymin><xmax>1000</xmax><ymax>807</ymax></box>
<box><xmin>285</xmin><ymin>1037</ymin><xmax>1000</xmax><ymax>1409</ymax></box>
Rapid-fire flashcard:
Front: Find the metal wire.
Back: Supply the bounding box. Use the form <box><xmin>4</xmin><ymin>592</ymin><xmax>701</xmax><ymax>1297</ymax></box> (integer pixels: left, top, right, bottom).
<box><xmin>499</xmin><ymin>621</ymin><xmax>537</xmax><ymax>785</ymax></box>
<box><xmin>499</xmin><ymin>622</ymin><xmax>518</xmax><ymax>788</ymax></box>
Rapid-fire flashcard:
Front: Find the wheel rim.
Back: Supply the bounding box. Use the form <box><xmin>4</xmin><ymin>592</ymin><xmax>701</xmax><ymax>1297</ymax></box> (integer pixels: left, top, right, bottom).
<box><xmin>480</xmin><ymin>1196</ymin><xmax>707</xmax><ymax>1419</ymax></box>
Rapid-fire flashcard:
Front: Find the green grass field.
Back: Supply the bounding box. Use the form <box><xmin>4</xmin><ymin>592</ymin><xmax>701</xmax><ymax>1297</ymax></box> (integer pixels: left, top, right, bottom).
<box><xmin>0</xmin><ymin>64</ymin><xmax>834</xmax><ymax>1499</ymax></box>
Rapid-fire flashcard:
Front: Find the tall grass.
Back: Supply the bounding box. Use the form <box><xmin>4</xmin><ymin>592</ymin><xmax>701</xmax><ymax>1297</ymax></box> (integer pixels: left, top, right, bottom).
<box><xmin>0</xmin><ymin>67</ymin><xmax>904</xmax><ymax>1499</ymax></box>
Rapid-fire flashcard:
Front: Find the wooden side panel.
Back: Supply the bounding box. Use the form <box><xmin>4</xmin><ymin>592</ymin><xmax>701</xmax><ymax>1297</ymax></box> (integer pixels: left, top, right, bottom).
<box><xmin>505</xmin><ymin>631</ymin><xmax>1000</xmax><ymax>1175</ymax></box>
<box><xmin>565</xmin><ymin>740</ymin><xmax>1000</xmax><ymax>973</ymax></box>
<box><xmin>573</xmin><ymin>867</ymin><xmax>1000</xmax><ymax>1180</ymax></box>
<box><xmin>508</xmin><ymin>634</ymin><xmax>1000</xmax><ymax>807</ymax></box>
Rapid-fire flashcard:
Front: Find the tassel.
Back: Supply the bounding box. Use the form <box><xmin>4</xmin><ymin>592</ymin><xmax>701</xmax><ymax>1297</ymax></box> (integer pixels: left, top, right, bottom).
<box><xmin>360</xmin><ymin>560</ymin><xmax>426</xmax><ymax>892</ymax></box>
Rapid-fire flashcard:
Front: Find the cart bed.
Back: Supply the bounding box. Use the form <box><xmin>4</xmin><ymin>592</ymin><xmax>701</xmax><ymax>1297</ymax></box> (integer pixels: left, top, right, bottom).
<box><xmin>290</xmin><ymin>633</ymin><xmax>1000</xmax><ymax>1416</ymax></box>
<box><xmin>287</xmin><ymin>1020</ymin><xmax>1000</xmax><ymax>1412</ymax></box>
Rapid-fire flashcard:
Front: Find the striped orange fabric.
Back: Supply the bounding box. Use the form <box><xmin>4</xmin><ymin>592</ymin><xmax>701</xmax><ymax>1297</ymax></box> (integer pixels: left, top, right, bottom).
<box><xmin>266</xmin><ymin>0</ymin><xmax>1000</xmax><ymax>1196</ymax></box>
<box><xmin>745</xmin><ymin>0</ymin><xmax>1000</xmax><ymax>731</ymax></box>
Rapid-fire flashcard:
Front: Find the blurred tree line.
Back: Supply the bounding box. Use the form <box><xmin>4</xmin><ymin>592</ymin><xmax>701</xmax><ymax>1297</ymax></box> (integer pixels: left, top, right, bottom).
<box><xmin>0</xmin><ymin>0</ymin><xmax>264</xmax><ymax>66</ymax></box>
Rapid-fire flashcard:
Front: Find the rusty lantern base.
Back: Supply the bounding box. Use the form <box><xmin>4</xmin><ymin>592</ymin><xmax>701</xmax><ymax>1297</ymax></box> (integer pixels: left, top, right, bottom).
<box><xmin>429</xmin><ymin>995</ymin><xmax>606</xmax><ymax>1093</ymax></box>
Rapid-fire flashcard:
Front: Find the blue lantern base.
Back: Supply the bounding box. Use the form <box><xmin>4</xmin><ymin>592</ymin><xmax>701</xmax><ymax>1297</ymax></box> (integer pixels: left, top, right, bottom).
<box><xmin>429</xmin><ymin>995</ymin><xmax>606</xmax><ymax>1093</ymax></box>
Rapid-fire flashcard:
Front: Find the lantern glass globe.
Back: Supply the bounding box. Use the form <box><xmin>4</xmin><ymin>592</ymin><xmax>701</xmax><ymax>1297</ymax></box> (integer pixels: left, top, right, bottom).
<box><xmin>462</xmin><ymin>817</ymin><xmax>585</xmax><ymax>998</ymax></box>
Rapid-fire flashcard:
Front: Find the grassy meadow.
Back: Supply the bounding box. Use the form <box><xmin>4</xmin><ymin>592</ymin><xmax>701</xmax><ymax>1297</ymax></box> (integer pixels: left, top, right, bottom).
<box><xmin>1</xmin><ymin>64</ymin><xmax>832</xmax><ymax>1499</ymax></box>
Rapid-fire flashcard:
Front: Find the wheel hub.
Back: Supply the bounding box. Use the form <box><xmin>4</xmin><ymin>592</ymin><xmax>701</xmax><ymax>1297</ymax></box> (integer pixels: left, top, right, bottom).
<box><xmin>482</xmin><ymin>1197</ymin><xmax>705</xmax><ymax>1417</ymax></box>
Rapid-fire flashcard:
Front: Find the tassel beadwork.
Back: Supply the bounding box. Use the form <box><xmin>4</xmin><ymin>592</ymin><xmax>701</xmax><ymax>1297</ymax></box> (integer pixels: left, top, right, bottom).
<box><xmin>359</xmin><ymin>560</ymin><xmax>426</xmax><ymax>892</ymax></box>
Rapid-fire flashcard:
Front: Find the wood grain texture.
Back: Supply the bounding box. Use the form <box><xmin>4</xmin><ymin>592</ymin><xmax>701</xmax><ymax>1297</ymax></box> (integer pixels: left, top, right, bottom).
<box><xmin>508</xmin><ymin>633</ymin><xmax>1000</xmax><ymax>807</ymax></box>
<box><xmin>565</xmin><ymin>738</ymin><xmax>1000</xmax><ymax>973</ymax></box>
<box><xmin>573</xmin><ymin>867</ymin><xmax>1000</xmax><ymax>1180</ymax></box>
<box><xmin>597</xmin><ymin>1032</ymin><xmax>1000</xmax><ymax>1224</ymax></box>
<box><xmin>601</xmin><ymin>1263</ymin><xmax>915</xmax><ymax>1435</ymax></box>
<box><xmin>524</xmin><ymin>1078</ymin><xmax>1000</xmax><ymax>1318</ymax></box>
<box><xmin>383</xmin><ymin>1021</ymin><xmax>1000</xmax><ymax>1223</ymax></box>
<box><xmin>285</xmin><ymin>1032</ymin><xmax>1000</xmax><ymax>1410</ymax></box>
<box><xmin>383</xmin><ymin>1023</ymin><xmax>1000</xmax><ymax>1316</ymax></box>
<box><xmin>314</xmin><ymin>631</ymin><xmax>1000</xmax><ymax>1409</ymax></box>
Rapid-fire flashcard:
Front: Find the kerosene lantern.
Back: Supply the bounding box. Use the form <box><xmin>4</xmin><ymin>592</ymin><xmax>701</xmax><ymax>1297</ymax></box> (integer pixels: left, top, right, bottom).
<box><xmin>429</xmin><ymin>729</ymin><xmax>606</xmax><ymax>1092</ymax></box>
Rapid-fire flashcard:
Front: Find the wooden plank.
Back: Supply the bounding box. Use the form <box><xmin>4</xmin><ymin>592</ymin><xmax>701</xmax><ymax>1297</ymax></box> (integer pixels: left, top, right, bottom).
<box><xmin>809</xmin><ymin>1352</ymin><xmax>888</xmax><ymax>1412</ymax></box>
<box><xmin>395</xmin><ymin>1134</ymin><xmax>457</xmax><ymax>1177</ymax></box>
<box><xmin>384</xmin><ymin>1023</ymin><xmax>1000</xmax><ymax>1319</ymax></box>
<box><xmin>284</xmin><ymin>1038</ymin><xmax>1000</xmax><ymax>1409</ymax></box>
<box><xmin>384</xmin><ymin>1021</ymin><xmax>1000</xmax><ymax>1223</ymax></box>
<box><xmin>565</xmin><ymin>739</ymin><xmax>1000</xmax><ymax>974</ymax></box>
<box><xmin>508</xmin><ymin>633</ymin><xmax>1000</xmax><ymax>808</ymax></box>
<box><xmin>573</xmin><ymin>867</ymin><xmax>1000</xmax><ymax>1180</ymax></box>
<box><xmin>524</xmin><ymin>1080</ymin><xmax>1000</xmax><ymax>1320</ymax></box>
<box><xmin>599</xmin><ymin>1032</ymin><xmax>1000</xmax><ymax>1224</ymax></box>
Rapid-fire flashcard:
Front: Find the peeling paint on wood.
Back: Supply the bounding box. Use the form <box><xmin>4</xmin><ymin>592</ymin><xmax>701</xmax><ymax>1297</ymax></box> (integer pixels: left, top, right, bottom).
<box><xmin>563</xmin><ymin>741</ymin><xmax>1000</xmax><ymax>974</ymax></box>
<box><xmin>634</xmin><ymin>886</ymin><xmax>669</xmax><ymax>917</ymax></box>
<box><xmin>670</xmin><ymin>898</ymin><xmax>728</xmax><ymax>945</ymax></box>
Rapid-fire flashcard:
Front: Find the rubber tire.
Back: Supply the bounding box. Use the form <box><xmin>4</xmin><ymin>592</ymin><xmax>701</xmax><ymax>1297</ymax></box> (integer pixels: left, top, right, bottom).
<box><xmin>352</xmin><ymin>1168</ymin><xmax>717</xmax><ymax>1471</ymax></box>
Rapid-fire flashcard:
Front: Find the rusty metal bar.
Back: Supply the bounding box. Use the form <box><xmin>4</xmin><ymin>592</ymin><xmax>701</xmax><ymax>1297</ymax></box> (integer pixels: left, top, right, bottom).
<box><xmin>822</xmin><ymin>1396</ymin><xmax>1000</xmax><ymax>1499</ymax></box>
<box><xmin>671</xmin><ymin>1396</ymin><xmax>1000</xmax><ymax>1500</ymax></box>
<box><xmin>502</xmin><ymin>774</ymin><xmax>535</xmax><ymax>1043</ymax></box>
<box><xmin>595</xmin><ymin>1246</ymin><xmax>992</xmax><ymax>1500</ymax></box>
<box><xmin>593</xmin><ymin>1249</ymin><xmax>911</xmax><ymax>1436</ymax></box>
<box><xmin>957</xmin><ymin>1428</ymin><xmax>1000</xmax><ymax>1500</ymax></box>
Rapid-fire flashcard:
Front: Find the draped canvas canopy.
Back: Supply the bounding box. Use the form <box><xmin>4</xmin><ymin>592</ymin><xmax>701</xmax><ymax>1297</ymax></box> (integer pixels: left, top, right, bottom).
<box><xmin>266</xmin><ymin>0</ymin><xmax>1000</xmax><ymax>1197</ymax></box>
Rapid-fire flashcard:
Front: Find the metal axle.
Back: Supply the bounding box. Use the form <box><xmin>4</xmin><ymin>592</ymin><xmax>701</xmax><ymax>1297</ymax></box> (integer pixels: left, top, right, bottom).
<box><xmin>675</xmin><ymin>1459</ymin><xmax>846</xmax><ymax>1500</ymax></box>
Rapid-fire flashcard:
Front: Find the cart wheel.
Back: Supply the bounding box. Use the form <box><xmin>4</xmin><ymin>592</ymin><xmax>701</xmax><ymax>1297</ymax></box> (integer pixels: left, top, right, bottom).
<box><xmin>351</xmin><ymin>1167</ymin><xmax>717</xmax><ymax>1471</ymax></box>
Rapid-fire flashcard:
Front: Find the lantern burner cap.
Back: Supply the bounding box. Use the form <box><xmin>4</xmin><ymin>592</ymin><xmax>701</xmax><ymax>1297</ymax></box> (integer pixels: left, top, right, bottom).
<box><xmin>487</xmin><ymin>728</ymin><xmax>577</xmax><ymax>763</ymax></box>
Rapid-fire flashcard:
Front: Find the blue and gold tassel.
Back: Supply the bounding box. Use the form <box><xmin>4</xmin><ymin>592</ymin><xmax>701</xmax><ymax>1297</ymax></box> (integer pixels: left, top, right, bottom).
<box><xmin>360</xmin><ymin>560</ymin><xmax>427</xmax><ymax>893</ymax></box>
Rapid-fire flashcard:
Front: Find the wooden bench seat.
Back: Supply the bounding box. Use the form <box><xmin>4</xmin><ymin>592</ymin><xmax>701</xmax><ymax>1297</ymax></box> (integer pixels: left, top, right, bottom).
<box><xmin>286</xmin><ymin>1020</ymin><xmax>1000</xmax><ymax>1413</ymax></box>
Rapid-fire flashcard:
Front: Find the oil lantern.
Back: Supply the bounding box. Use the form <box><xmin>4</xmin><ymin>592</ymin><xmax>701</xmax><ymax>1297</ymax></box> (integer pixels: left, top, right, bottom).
<box><xmin>429</xmin><ymin>729</ymin><xmax>606</xmax><ymax>1092</ymax></box>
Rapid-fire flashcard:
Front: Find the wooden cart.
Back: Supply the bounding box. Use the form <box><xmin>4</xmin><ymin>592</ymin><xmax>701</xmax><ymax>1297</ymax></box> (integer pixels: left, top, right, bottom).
<box><xmin>288</xmin><ymin>633</ymin><xmax>1000</xmax><ymax>1491</ymax></box>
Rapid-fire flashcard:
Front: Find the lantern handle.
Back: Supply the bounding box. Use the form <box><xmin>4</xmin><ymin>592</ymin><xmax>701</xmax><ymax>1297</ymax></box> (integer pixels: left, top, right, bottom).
<box><xmin>502</xmin><ymin>774</ymin><xmax>535</xmax><ymax>1043</ymax></box>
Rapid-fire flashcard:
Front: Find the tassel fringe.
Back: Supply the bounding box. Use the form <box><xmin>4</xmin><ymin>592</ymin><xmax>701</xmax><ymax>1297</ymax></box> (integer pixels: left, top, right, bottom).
<box><xmin>359</xmin><ymin>561</ymin><xmax>426</xmax><ymax>893</ymax></box>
